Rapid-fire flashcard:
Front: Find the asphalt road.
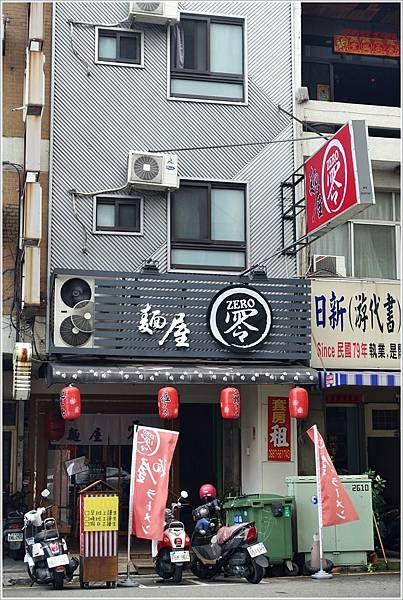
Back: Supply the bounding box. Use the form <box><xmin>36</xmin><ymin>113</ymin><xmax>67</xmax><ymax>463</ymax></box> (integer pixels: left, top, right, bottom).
<box><xmin>2</xmin><ymin>572</ymin><xmax>401</xmax><ymax>599</ymax></box>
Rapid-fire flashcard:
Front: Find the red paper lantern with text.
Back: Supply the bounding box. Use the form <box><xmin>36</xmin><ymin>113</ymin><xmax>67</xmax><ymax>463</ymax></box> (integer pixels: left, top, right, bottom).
<box><xmin>60</xmin><ymin>385</ymin><xmax>81</xmax><ymax>420</ymax></box>
<box><xmin>46</xmin><ymin>411</ymin><xmax>65</xmax><ymax>441</ymax></box>
<box><xmin>220</xmin><ymin>387</ymin><xmax>241</xmax><ymax>419</ymax></box>
<box><xmin>289</xmin><ymin>387</ymin><xmax>309</xmax><ymax>419</ymax></box>
<box><xmin>158</xmin><ymin>387</ymin><xmax>179</xmax><ymax>419</ymax></box>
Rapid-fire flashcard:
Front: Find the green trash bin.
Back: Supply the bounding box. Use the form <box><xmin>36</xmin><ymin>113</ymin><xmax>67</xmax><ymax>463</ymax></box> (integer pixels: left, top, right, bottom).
<box><xmin>223</xmin><ymin>494</ymin><xmax>297</xmax><ymax>573</ymax></box>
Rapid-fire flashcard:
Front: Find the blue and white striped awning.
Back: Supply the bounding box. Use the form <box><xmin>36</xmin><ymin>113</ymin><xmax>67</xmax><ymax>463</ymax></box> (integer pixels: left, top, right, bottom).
<box><xmin>318</xmin><ymin>370</ymin><xmax>400</xmax><ymax>388</ymax></box>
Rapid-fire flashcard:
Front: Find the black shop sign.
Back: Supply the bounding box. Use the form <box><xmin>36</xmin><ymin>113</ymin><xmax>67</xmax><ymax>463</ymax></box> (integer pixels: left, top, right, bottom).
<box><xmin>207</xmin><ymin>286</ymin><xmax>272</xmax><ymax>351</ymax></box>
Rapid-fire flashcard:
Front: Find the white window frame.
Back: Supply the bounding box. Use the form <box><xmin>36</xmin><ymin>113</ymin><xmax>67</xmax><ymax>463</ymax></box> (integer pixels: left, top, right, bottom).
<box><xmin>365</xmin><ymin>403</ymin><xmax>400</xmax><ymax>438</ymax></box>
<box><xmin>314</xmin><ymin>190</ymin><xmax>400</xmax><ymax>281</ymax></box>
<box><xmin>167</xmin><ymin>11</ymin><xmax>248</xmax><ymax>106</ymax></box>
<box><xmin>168</xmin><ymin>177</ymin><xmax>250</xmax><ymax>275</ymax></box>
<box><xmin>93</xmin><ymin>194</ymin><xmax>144</xmax><ymax>236</ymax></box>
<box><xmin>350</xmin><ymin>219</ymin><xmax>400</xmax><ymax>280</ymax></box>
<box><xmin>95</xmin><ymin>26</ymin><xmax>145</xmax><ymax>68</ymax></box>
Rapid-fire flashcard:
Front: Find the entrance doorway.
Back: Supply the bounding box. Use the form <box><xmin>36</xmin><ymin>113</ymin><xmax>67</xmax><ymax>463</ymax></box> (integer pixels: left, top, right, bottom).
<box><xmin>179</xmin><ymin>403</ymin><xmax>241</xmax><ymax>522</ymax></box>
<box><xmin>325</xmin><ymin>406</ymin><xmax>362</xmax><ymax>474</ymax></box>
<box><xmin>179</xmin><ymin>404</ymin><xmax>220</xmax><ymax>508</ymax></box>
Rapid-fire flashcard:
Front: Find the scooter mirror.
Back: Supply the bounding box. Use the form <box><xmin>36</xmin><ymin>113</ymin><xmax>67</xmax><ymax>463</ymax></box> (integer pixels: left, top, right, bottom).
<box><xmin>180</xmin><ymin>490</ymin><xmax>188</xmax><ymax>499</ymax></box>
<box><xmin>41</xmin><ymin>489</ymin><xmax>51</xmax><ymax>498</ymax></box>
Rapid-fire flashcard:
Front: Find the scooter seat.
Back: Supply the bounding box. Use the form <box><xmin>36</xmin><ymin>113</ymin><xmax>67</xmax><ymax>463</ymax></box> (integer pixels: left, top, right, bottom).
<box><xmin>34</xmin><ymin>530</ymin><xmax>58</xmax><ymax>542</ymax></box>
<box><xmin>216</xmin><ymin>525</ymin><xmax>245</xmax><ymax>545</ymax></box>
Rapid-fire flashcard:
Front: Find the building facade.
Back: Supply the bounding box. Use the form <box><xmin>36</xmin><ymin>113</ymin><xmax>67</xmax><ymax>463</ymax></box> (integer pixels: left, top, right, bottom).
<box><xmin>32</xmin><ymin>0</ymin><xmax>320</xmax><ymax>540</ymax></box>
<box><xmin>293</xmin><ymin>2</ymin><xmax>400</xmax><ymax>510</ymax></box>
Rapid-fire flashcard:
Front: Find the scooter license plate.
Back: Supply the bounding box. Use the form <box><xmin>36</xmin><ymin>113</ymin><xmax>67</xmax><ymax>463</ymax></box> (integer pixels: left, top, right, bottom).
<box><xmin>247</xmin><ymin>542</ymin><xmax>267</xmax><ymax>558</ymax></box>
<box><xmin>8</xmin><ymin>533</ymin><xmax>23</xmax><ymax>542</ymax></box>
<box><xmin>170</xmin><ymin>550</ymin><xmax>190</xmax><ymax>563</ymax></box>
<box><xmin>47</xmin><ymin>554</ymin><xmax>69</xmax><ymax>568</ymax></box>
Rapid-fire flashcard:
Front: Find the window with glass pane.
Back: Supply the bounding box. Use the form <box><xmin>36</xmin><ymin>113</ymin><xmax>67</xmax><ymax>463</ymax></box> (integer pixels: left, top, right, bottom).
<box><xmin>172</xmin><ymin>186</ymin><xmax>208</xmax><ymax>240</ymax></box>
<box><xmin>354</xmin><ymin>224</ymin><xmax>396</xmax><ymax>279</ymax></box>
<box><xmin>171</xmin><ymin>182</ymin><xmax>246</xmax><ymax>270</ymax></box>
<box><xmin>98</xmin><ymin>29</ymin><xmax>141</xmax><ymax>65</ymax></box>
<box><xmin>170</xmin><ymin>15</ymin><xmax>244</xmax><ymax>101</ymax></box>
<box><xmin>96</xmin><ymin>197</ymin><xmax>141</xmax><ymax>233</ymax></box>
<box><xmin>311</xmin><ymin>223</ymin><xmax>351</xmax><ymax>275</ymax></box>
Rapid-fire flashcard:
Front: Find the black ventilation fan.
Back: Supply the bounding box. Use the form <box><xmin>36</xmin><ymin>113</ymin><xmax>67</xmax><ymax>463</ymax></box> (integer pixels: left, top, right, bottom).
<box><xmin>71</xmin><ymin>300</ymin><xmax>95</xmax><ymax>333</ymax></box>
<box><xmin>133</xmin><ymin>155</ymin><xmax>160</xmax><ymax>181</ymax></box>
<box><xmin>59</xmin><ymin>317</ymin><xmax>91</xmax><ymax>347</ymax></box>
<box><xmin>61</xmin><ymin>278</ymin><xmax>92</xmax><ymax>308</ymax></box>
<box><xmin>136</xmin><ymin>2</ymin><xmax>161</xmax><ymax>11</ymax></box>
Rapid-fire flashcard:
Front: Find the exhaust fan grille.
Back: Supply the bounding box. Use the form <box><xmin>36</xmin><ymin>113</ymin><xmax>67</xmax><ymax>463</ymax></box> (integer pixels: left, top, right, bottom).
<box><xmin>60</xmin><ymin>278</ymin><xmax>92</xmax><ymax>308</ymax></box>
<box><xmin>135</xmin><ymin>2</ymin><xmax>162</xmax><ymax>12</ymax></box>
<box><xmin>132</xmin><ymin>155</ymin><xmax>162</xmax><ymax>182</ymax></box>
<box><xmin>71</xmin><ymin>300</ymin><xmax>95</xmax><ymax>333</ymax></box>
<box><xmin>59</xmin><ymin>317</ymin><xmax>92</xmax><ymax>347</ymax></box>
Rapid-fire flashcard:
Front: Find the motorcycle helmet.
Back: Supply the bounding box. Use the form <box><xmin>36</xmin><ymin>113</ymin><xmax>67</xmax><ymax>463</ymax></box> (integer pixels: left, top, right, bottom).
<box><xmin>199</xmin><ymin>483</ymin><xmax>217</xmax><ymax>500</ymax></box>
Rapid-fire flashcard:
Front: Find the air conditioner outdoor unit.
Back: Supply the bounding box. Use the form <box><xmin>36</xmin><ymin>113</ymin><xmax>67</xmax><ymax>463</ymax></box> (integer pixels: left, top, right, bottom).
<box><xmin>313</xmin><ymin>255</ymin><xmax>347</xmax><ymax>277</ymax></box>
<box><xmin>129</xmin><ymin>2</ymin><xmax>179</xmax><ymax>24</ymax></box>
<box><xmin>53</xmin><ymin>275</ymin><xmax>95</xmax><ymax>349</ymax></box>
<box><xmin>127</xmin><ymin>151</ymin><xmax>179</xmax><ymax>190</ymax></box>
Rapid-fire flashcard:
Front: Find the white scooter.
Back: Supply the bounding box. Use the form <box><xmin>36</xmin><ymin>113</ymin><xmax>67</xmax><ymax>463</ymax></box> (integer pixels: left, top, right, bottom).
<box><xmin>23</xmin><ymin>489</ymin><xmax>78</xmax><ymax>590</ymax></box>
<box><xmin>152</xmin><ymin>491</ymin><xmax>191</xmax><ymax>584</ymax></box>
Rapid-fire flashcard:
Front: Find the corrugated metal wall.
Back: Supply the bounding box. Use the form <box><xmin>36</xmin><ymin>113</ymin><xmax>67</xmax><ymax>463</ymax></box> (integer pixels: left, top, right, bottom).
<box><xmin>50</xmin><ymin>1</ymin><xmax>296</xmax><ymax>277</ymax></box>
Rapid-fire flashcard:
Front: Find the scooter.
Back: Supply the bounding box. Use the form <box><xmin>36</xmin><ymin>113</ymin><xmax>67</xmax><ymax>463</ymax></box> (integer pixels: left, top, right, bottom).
<box><xmin>152</xmin><ymin>491</ymin><xmax>191</xmax><ymax>584</ymax></box>
<box><xmin>23</xmin><ymin>489</ymin><xmax>78</xmax><ymax>590</ymax></box>
<box><xmin>3</xmin><ymin>491</ymin><xmax>28</xmax><ymax>560</ymax></box>
<box><xmin>190</xmin><ymin>501</ymin><xmax>268</xmax><ymax>584</ymax></box>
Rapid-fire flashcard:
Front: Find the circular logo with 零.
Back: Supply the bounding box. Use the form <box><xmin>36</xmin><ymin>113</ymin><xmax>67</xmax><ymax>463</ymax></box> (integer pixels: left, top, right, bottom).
<box><xmin>321</xmin><ymin>138</ymin><xmax>348</xmax><ymax>214</ymax></box>
<box><xmin>208</xmin><ymin>286</ymin><xmax>272</xmax><ymax>351</ymax></box>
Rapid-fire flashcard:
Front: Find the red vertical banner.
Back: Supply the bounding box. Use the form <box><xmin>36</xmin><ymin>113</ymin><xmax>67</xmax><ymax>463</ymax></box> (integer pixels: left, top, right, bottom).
<box><xmin>307</xmin><ymin>425</ymin><xmax>359</xmax><ymax>527</ymax></box>
<box><xmin>267</xmin><ymin>397</ymin><xmax>291</xmax><ymax>461</ymax></box>
<box><xmin>130</xmin><ymin>426</ymin><xmax>179</xmax><ymax>540</ymax></box>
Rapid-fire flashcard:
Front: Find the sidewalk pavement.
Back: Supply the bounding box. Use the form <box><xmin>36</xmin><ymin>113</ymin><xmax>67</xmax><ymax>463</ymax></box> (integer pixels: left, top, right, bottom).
<box><xmin>3</xmin><ymin>554</ymin><xmax>400</xmax><ymax>588</ymax></box>
<box><xmin>2</xmin><ymin>554</ymin><xmax>154</xmax><ymax>587</ymax></box>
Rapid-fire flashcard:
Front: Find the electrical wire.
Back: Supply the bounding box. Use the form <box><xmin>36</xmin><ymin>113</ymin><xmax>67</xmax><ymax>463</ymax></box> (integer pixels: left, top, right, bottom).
<box><xmin>2</xmin><ymin>161</ymin><xmax>24</xmax><ymax>339</ymax></box>
<box><xmin>67</xmin><ymin>13</ymin><xmax>132</xmax><ymax>76</ymax></box>
<box><xmin>149</xmin><ymin>135</ymin><xmax>326</xmax><ymax>154</ymax></box>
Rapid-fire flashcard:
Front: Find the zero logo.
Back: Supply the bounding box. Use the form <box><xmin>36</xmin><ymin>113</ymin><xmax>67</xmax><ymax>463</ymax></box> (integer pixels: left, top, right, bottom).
<box><xmin>137</xmin><ymin>427</ymin><xmax>160</xmax><ymax>457</ymax></box>
<box><xmin>208</xmin><ymin>286</ymin><xmax>272</xmax><ymax>351</ymax></box>
<box><xmin>322</xmin><ymin>138</ymin><xmax>348</xmax><ymax>214</ymax></box>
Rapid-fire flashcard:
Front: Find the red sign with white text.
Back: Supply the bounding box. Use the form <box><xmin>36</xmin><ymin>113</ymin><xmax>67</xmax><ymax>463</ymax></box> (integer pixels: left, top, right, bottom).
<box><xmin>131</xmin><ymin>426</ymin><xmax>178</xmax><ymax>540</ymax></box>
<box><xmin>268</xmin><ymin>397</ymin><xmax>291</xmax><ymax>461</ymax></box>
<box><xmin>307</xmin><ymin>426</ymin><xmax>359</xmax><ymax>527</ymax></box>
<box><xmin>305</xmin><ymin>122</ymin><xmax>359</xmax><ymax>235</ymax></box>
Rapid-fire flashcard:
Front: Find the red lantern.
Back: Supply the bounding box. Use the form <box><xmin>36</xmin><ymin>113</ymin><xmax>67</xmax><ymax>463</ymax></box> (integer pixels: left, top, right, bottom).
<box><xmin>289</xmin><ymin>387</ymin><xmax>309</xmax><ymax>419</ymax></box>
<box><xmin>158</xmin><ymin>387</ymin><xmax>179</xmax><ymax>419</ymax></box>
<box><xmin>220</xmin><ymin>387</ymin><xmax>241</xmax><ymax>419</ymax></box>
<box><xmin>60</xmin><ymin>385</ymin><xmax>81</xmax><ymax>420</ymax></box>
<box><xmin>46</xmin><ymin>411</ymin><xmax>65</xmax><ymax>441</ymax></box>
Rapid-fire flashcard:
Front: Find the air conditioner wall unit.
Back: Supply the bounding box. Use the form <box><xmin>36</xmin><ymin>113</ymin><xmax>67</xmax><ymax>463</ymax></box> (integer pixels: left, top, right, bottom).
<box><xmin>127</xmin><ymin>151</ymin><xmax>179</xmax><ymax>190</ymax></box>
<box><xmin>129</xmin><ymin>2</ymin><xmax>179</xmax><ymax>24</ymax></box>
<box><xmin>53</xmin><ymin>275</ymin><xmax>95</xmax><ymax>349</ymax></box>
<box><xmin>313</xmin><ymin>255</ymin><xmax>347</xmax><ymax>277</ymax></box>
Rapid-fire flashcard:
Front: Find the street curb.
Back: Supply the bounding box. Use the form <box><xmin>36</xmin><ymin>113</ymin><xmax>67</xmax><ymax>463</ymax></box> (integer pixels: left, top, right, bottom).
<box><xmin>3</xmin><ymin>569</ymin><xmax>400</xmax><ymax>588</ymax></box>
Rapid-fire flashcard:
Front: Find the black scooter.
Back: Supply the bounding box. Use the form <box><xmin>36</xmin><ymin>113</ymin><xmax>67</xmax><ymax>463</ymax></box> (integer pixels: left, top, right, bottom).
<box><xmin>3</xmin><ymin>491</ymin><xmax>28</xmax><ymax>560</ymax></box>
<box><xmin>190</xmin><ymin>501</ymin><xmax>268</xmax><ymax>584</ymax></box>
<box><xmin>23</xmin><ymin>489</ymin><xmax>78</xmax><ymax>590</ymax></box>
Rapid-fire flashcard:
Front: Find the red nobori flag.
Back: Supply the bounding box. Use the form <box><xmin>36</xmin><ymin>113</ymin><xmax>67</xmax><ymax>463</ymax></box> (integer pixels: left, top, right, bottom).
<box><xmin>306</xmin><ymin>425</ymin><xmax>359</xmax><ymax>527</ymax></box>
<box><xmin>130</xmin><ymin>426</ymin><xmax>179</xmax><ymax>540</ymax></box>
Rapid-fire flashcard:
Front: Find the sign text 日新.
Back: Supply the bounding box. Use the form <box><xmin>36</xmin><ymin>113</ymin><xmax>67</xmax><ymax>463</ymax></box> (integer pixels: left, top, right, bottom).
<box><xmin>311</xmin><ymin>280</ymin><xmax>401</xmax><ymax>369</ymax></box>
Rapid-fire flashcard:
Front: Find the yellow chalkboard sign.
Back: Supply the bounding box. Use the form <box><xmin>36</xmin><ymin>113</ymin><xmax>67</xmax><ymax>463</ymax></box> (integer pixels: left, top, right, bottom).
<box><xmin>83</xmin><ymin>495</ymin><xmax>119</xmax><ymax>531</ymax></box>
